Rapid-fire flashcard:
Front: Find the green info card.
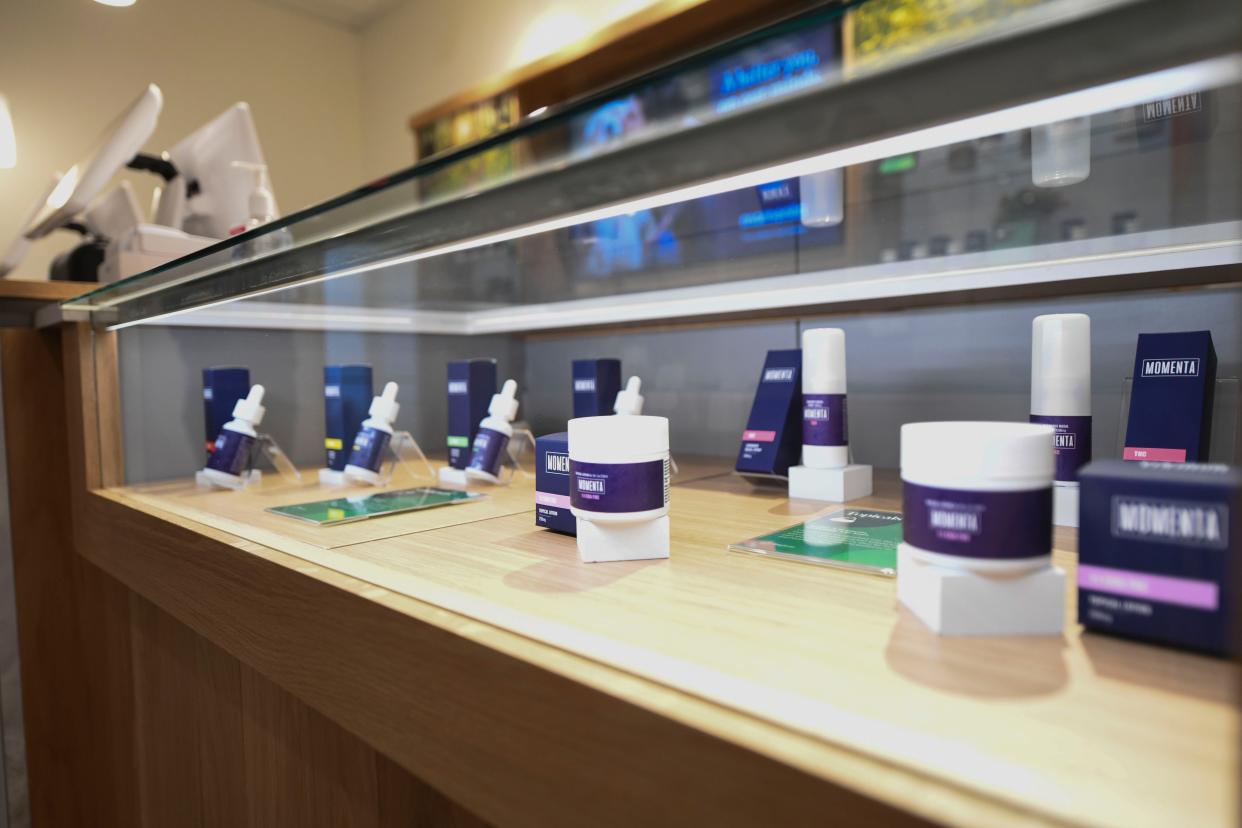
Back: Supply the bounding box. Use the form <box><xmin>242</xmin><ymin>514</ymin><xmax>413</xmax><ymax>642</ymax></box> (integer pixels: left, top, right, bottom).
<box><xmin>728</xmin><ymin>508</ymin><xmax>901</xmax><ymax>577</ymax></box>
<box><xmin>267</xmin><ymin>487</ymin><xmax>484</xmax><ymax>526</ymax></box>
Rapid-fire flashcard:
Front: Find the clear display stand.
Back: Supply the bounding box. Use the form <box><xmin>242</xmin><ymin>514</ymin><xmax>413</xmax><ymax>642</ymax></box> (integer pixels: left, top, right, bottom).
<box><xmin>1115</xmin><ymin>377</ymin><xmax>1239</xmax><ymax>462</ymax></box>
<box><xmin>197</xmin><ymin>433</ymin><xmax>303</xmax><ymax>491</ymax></box>
<box><xmin>438</xmin><ymin>428</ymin><xmax>536</xmax><ymax>487</ymax></box>
<box><xmin>318</xmin><ymin>430</ymin><xmax>436</xmax><ymax>488</ymax></box>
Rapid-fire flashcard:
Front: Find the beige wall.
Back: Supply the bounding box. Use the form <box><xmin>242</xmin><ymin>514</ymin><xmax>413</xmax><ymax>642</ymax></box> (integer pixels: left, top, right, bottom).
<box><xmin>0</xmin><ymin>0</ymin><xmax>363</xmax><ymax>280</ymax></box>
<box><xmin>358</xmin><ymin>0</ymin><xmax>663</xmax><ymax>178</ymax></box>
<box><xmin>0</xmin><ymin>0</ymin><xmax>662</xmax><ymax>281</ymax></box>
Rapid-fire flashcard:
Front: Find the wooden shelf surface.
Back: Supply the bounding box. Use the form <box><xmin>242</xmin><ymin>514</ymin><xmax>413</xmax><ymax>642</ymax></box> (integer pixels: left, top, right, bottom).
<box><xmin>0</xmin><ymin>279</ymin><xmax>92</xmax><ymax>302</ymax></box>
<box><xmin>102</xmin><ymin>461</ymin><xmax>1239</xmax><ymax>828</ymax></box>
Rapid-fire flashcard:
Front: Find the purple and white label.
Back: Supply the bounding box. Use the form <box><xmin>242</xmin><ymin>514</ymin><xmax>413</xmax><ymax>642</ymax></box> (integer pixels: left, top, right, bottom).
<box><xmin>206</xmin><ymin>429</ymin><xmax>255</xmax><ymax>477</ymax></box>
<box><xmin>347</xmin><ymin>426</ymin><xmax>390</xmax><ymax>473</ymax></box>
<box><xmin>1030</xmin><ymin>414</ymin><xmax>1092</xmax><ymax>482</ymax></box>
<box><xmin>903</xmin><ymin>481</ymin><xmax>1052</xmax><ymax>561</ymax></box>
<box><xmin>803</xmin><ymin>394</ymin><xmax>847</xmax><ymax>447</ymax></box>
<box><xmin>570</xmin><ymin>459</ymin><xmax>669</xmax><ymax>514</ymax></box>
<box><xmin>468</xmin><ymin>427</ymin><xmax>510</xmax><ymax>476</ymax></box>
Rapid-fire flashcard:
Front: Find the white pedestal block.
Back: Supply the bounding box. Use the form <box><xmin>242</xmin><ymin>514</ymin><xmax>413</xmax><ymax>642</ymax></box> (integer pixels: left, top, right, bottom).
<box><xmin>318</xmin><ymin>468</ymin><xmax>349</xmax><ymax>487</ymax></box>
<box><xmin>196</xmin><ymin>468</ymin><xmax>262</xmax><ymax>491</ymax></box>
<box><xmin>577</xmin><ymin>516</ymin><xmax>670</xmax><ymax>563</ymax></box>
<box><xmin>1053</xmin><ymin>483</ymin><xmax>1079</xmax><ymax>528</ymax></box>
<box><xmin>897</xmin><ymin>544</ymin><xmax>1065</xmax><ymax>636</ymax></box>
<box><xmin>787</xmin><ymin>464</ymin><xmax>873</xmax><ymax>502</ymax></box>
<box><xmin>438</xmin><ymin>466</ymin><xmax>470</xmax><ymax>488</ymax></box>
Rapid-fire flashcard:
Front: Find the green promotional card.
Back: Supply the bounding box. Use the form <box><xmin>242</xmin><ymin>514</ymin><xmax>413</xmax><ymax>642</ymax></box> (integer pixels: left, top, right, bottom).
<box><xmin>728</xmin><ymin>508</ymin><xmax>901</xmax><ymax>577</ymax></box>
<box><xmin>267</xmin><ymin>487</ymin><xmax>484</xmax><ymax>526</ymax></box>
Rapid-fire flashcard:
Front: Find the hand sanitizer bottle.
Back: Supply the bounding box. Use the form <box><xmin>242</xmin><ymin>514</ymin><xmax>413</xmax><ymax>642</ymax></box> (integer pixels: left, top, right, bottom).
<box><xmin>344</xmin><ymin>382</ymin><xmax>400</xmax><ymax>486</ymax></box>
<box><xmin>801</xmin><ymin>328</ymin><xmax>848</xmax><ymax>469</ymax></box>
<box><xmin>466</xmin><ymin>379</ymin><xmax>519</xmax><ymax>483</ymax></box>
<box><xmin>202</xmin><ymin>385</ymin><xmax>266</xmax><ymax>487</ymax></box>
<box><xmin>613</xmin><ymin>376</ymin><xmax>644</xmax><ymax>416</ymax></box>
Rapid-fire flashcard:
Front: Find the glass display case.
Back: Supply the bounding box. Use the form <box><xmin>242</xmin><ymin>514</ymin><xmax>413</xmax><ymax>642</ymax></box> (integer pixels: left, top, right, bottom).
<box><xmin>44</xmin><ymin>2</ymin><xmax>1241</xmax><ymax>825</ymax></box>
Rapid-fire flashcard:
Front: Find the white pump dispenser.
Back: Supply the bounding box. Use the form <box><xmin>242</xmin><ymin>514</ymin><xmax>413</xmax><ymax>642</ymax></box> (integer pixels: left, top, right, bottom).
<box><xmin>201</xmin><ymin>384</ymin><xmax>266</xmax><ymax>487</ymax></box>
<box><xmin>801</xmin><ymin>328</ymin><xmax>849</xmax><ymax>468</ymax></box>
<box><xmin>231</xmin><ymin>161</ymin><xmax>276</xmax><ymax>228</ymax></box>
<box><xmin>466</xmin><ymin>379</ymin><xmax>520</xmax><ymax>482</ymax></box>
<box><xmin>613</xmin><ymin>376</ymin><xmax>644</xmax><ymax>415</ymax></box>
<box><xmin>344</xmin><ymin>382</ymin><xmax>400</xmax><ymax>485</ymax></box>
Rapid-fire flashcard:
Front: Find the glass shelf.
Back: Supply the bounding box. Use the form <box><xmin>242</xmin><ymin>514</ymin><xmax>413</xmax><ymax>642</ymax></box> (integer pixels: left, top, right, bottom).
<box><xmin>59</xmin><ymin>0</ymin><xmax>1242</xmax><ymax>332</ymax></box>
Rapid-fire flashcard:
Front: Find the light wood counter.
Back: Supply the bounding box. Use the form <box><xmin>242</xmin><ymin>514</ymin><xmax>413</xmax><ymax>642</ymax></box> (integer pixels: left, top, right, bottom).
<box><xmin>94</xmin><ymin>461</ymin><xmax>1239</xmax><ymax>828</ymax></box>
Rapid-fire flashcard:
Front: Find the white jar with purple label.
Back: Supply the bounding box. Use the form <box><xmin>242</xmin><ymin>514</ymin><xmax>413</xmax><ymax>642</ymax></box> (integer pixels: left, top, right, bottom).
<box><xmin>900</xmin><ymin>421</ymin><xmax>1055</xmax><ymax>573</ymax></box>
<box><xmin>569</xmin><ymin>415</ymin><xmax>670</xmax><ymax>562</ymax></box>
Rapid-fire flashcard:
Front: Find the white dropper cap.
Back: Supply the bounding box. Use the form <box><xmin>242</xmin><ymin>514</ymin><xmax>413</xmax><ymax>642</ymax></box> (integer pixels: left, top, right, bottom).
<box><xmin>802</xmin><ymin>327</ymin><xmax>846</xmax><ymax>394</ymax></box>
<box><xmin>369</xmin><ymin>381</ymin><xmax>400</xmax><ymax>427</ymax></box>
<box><xmin>613</xmin><ymin>376</ymin><xmax>644</xmax><ymax>415</ymax></box>
<box><xmin>489</xmin><ymin>379</ymin><xmax>519</xmax><ymax>422</ymax></box>
<box><xmin>232</xmin><ymin>384</ymin><xmax>266</xmax><ymax>427</ymax></box>
<box><xmin>231</xmin><ymin>161</ymin><xmax>276</xmax><ymax>223</ymax></box>
<box><xmin>1031</xmin><ymin>314</ymin><xmax>1090</xmax><ymax>416</ymax></box>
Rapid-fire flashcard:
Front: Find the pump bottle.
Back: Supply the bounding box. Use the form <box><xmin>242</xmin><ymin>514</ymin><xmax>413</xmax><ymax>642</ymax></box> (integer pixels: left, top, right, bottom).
<box><xmin>467</xmin><ymin>379</ymin><xmax>519</xmax><ymax>483</ymax></box>
<box><xmin>344</xmin><ymin>382</ymin><xmax>400</xmax><ymax>485</ymax></box>
<box><xmin>613</xmin><ymin>376</ymin><xmax>644</xmax><ymax>415</ymax></box>
<box><xmin>801</xmin><ymin>328</ymin><xmax>849</xmax><ymax>469</ymax></box>
<box><xmin>202</xmin><ymin>384</ymin><xmax>266</xmax><ymax>487</ymax></box>
<box><xmin>1030</xmin><ymin>314</ymin><xmax>1092</xmax><ymax>483</ymax></box>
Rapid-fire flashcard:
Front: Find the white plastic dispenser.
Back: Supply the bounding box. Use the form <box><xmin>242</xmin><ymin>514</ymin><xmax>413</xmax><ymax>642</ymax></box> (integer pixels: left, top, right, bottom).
<box><xmin>569</xmin><ymin>415</ymin><xmax>670</xmax><ymax>563</ymax></box>
<box><xmin>466</xmin><ymin>379</ymin><xmax>519</xmax><ymax>483</ymax></box>
<box><xmin>897</xmin><ymin>421</ymin><xmax>1064</xmax><ymax>636</ymax></box>
<box><xmin>201</xmin><ymin>384</ymin><xmax>266</xmax><ymax>488</ymax></box>
<box><xmin>787</xmin><ymin>328</ymin><xmax>872</xmax><ymax>502</ymax></box>
<box><xmin>344</xmin><ymin>382</ymin><xmax>399</xmax><ymax>486</ymax></box>
<box><xmin>1031</xmin><ymin>117</ymin><xmax>1091</xmax><ymax>188</ymax></box>
<box><xmin>799</xmin><ymin>169</ymin><xmax>844</xmax><ymax>228</ymax></box>
<box><xmin>231</xmin><ymin>161</ymin><xmax>277</xmax><ymax>229</ymax></box>
<box><xmin>1030</xmin><ymin>313</ymin><xmax>1091</xmax><ymax>528</ymax></box>
<box><xmin>613</xmin><ymin>376</ymin><xmax>645</xmax><ymax>415</ymax></box>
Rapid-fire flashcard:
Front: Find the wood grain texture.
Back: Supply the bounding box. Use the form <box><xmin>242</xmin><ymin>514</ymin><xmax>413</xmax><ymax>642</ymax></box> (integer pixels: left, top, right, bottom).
<box><xmin>0</xmin><ymin>279</ymin><xmax>90</xmax><ymax>302</ymax></box>
<box><xmin>98</xmin><ymin>467</ymin><xmax>1239</xmax><ymax>828</ymax></box>
<box><xmin>0</xmin><ymin>327</ymin><xmax>138</xmax><ymax>827</ymax></box>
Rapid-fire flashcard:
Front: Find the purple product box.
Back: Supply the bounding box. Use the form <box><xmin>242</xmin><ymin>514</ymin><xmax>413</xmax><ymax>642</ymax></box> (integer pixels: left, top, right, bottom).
<box><xmin>735</xmin><ymin>349</ymin><xmax>802</xmax><ymax>482</ymax></box>
<box><xmin>535</xmin><ymin>432</ymin><xmax>575</xmax><ymax>535</ymax></box>
<box><xmin>1123</xmin><ymin>330</ymin><xmax>1216</xmax><ymax>463</ymax></box>
<box><xmin>1078</xmin><ymin>459</ymin><xmax>1239</xmax><ymax>656</ymax></box>
<box><xmin>572</xmin><ymin>359</ymin><xmax>622</xmax><ymax>418</ymax></box>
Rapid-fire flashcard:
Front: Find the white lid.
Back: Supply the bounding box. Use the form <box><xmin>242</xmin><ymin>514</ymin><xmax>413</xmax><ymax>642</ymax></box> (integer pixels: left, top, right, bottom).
<box><xmin>613</xmin><ymin>376</ymin><xmax>644</xmax><ymax>415</ymax></box>
<box><xmin>1031</xmin><ymin>313</ymin><xmax>1090</xmax><ymax>415</ymax></box>
<box><xmin>569</xmin><ymin>415</ymin><xmax>668</xmax><ymax>461</ymax></box>
<box><xmin>369</xmin><ymin>381</ymin><xmax>400</xmax><ymax>425</ymax></box>
<box><xmin>488</xmin><ymin>379</ymin><xmax>519</xmax><ymax>422</ymax></box>
<box><xmin>802</xmin><ymin>327</ymin><xmax>846</xmax><ymax>393</ymax></box>
<box><xmin>901</xmin><ymin>421</ymin><xmax>1054</xmax><ymax>487</ymax></box>
<box><xmin>232</xmin><ymin>384</ymin><xmax>266</xmax><ymax>426</ymax></box>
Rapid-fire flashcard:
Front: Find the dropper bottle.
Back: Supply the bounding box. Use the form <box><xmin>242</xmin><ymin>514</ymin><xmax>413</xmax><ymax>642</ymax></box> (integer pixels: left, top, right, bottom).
<box><xmin>467</xmin><ymin>379</ymin><xmax>519</xmax><ymax>483</ymax></box>
<box><xmin>613</xmin><ymin>376</ymin><xmax>644</xmax><ymax>415</ymax></box>
<box><xmin>344</xmin><ymin>382</ymin><xmax>400</xmax><ymax>486</ymax></box>
<box><xmin>202</xmin><ymin>384</ymin><xmax>266</xmax><ymax>487</ymax></box>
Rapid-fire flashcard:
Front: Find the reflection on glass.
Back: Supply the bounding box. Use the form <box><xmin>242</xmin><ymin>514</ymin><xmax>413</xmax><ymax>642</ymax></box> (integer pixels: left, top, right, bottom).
<box><xmin>799</xmin><ymin>170</ymin><xmax>844</xmax><ymax>227</ymax></box>
<box><xmin>1031</xmin><ymin>116</ymin><xmax>1092</xmax><ymax>187</ymax></box>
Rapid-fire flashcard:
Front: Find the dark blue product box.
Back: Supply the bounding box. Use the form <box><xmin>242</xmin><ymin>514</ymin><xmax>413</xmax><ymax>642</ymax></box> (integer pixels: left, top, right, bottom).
<box><xmin>572</xmin><ymin>359</ymin><xmax>622</xmax><ymax>418</ymax></box>
<box><xmin>1123</xmin><ymin>330</ymin><xmax>1216</xmax><ymax>463</ymax></box>
<box><xmin>202</xmin><ymin>366</ymin><xmax>249</xmax><ymax>459</ymax></box>
<box><xmin>1078</xmin><ymin>459</ymin><xmax>1239</xmax><ymax>656</ymax></box>
<box><xmin>535</xmin><ymin>432</ymin><xmax>575</xmax><ymax>535</ymax></box>
<box><xmin>324</xmin><ymin>365</ymin><xmax>372</xmax><ymax>471</ymax></box>
<box><xmin>447</xmin><ymin>359</ymin><xmax>497</xmax><ymax>469</ymax></box>
<box><xmin>735</xmin><ymin>349</ymin><xmax>802</xmax><ymax>483</ymax></box>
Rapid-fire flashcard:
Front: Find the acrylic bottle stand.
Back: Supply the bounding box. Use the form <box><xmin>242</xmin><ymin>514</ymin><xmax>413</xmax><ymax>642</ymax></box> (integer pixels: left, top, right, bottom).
<box><xmin>787</xmin><ymin>446</ymin><xmax>873</xmax><ymax>503</ymax></box>
<box><xmin>438</xmin><ymin>427</ymin><xmax>536</xmax><ymax>488</ymax></box>
<box><xmin>197</xmin><ymin>433</ymin><xmax>304</xmax><ymax>491</ymax></box>
<box><xmin>319</xmin><ymin>430</ymin><xmax>436</xmax><ymax>487</ymax></box>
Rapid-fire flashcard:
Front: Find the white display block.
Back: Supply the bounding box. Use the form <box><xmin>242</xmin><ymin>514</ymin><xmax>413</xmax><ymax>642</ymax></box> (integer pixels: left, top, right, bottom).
<box><xmin>438</xmin><ymin>466</ymin><xmax>470</xmax><ymax>488</ymax></box>
<box><xmin>318</xmin><ymin>468</ymin><xmax>349</xmax><ymax>487</ymax></box>
<box><xmin>196</xmin><ymin>468</ymin><xmax>261</xmax><ymax>491</ymax></box>
<box><xmin>577</xmin><ymin>516</ymin><xmax>670</xmax><ymax>563</ymax></box>
<box><xmin>897</xmin><ymin>544</ymin><xmax>1065</xmax><ymax>636</ymax></box>
<box><xmin>787</xmin><ymin>464</ymin><xmax>873</xmax><ymax>502</ymax></box>
<box><xmin>1053</xmin><ymin>483</ymin><xmax>1079</xmax><ymax>528</ymax></box>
